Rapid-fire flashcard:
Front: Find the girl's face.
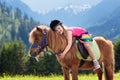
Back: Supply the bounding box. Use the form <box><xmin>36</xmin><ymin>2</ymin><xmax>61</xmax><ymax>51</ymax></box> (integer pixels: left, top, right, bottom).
<box><xmin>55</xmin><ymin>25</ymin><xmax>64</xmax><ymax>34</ymax></box>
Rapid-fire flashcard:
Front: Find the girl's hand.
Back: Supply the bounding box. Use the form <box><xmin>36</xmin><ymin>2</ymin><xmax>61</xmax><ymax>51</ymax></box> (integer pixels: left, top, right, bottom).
<box><xmin>56</xmin><ymin>53</ymin><xmax>65</xmax><ymax>60</ymax></box>
<box><xmin>59</xmin><ymin>53</ymin><xmax>65</xmax><ymax>59</ymax></box>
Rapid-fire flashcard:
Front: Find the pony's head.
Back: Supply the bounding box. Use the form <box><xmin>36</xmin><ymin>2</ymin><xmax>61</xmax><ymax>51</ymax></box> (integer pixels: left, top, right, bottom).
<box><xmin>29</xmin><ymin>25</ymin><xmax>49</xmax><ymax>58</ymax></box>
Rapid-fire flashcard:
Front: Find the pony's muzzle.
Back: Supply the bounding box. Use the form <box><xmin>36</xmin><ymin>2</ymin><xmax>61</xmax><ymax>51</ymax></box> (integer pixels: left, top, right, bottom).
<box><xmin>30</xmin><ymin>51</ymin><xmax>38</xmax><ymax>57</ymax></box>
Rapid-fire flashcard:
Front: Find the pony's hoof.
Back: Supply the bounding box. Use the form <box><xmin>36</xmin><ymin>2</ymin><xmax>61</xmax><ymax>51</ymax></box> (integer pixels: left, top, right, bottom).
<box><xmin>94</xmin><ymin>68</ymin><xmax>103</xmax><ymax>74</ymax></box>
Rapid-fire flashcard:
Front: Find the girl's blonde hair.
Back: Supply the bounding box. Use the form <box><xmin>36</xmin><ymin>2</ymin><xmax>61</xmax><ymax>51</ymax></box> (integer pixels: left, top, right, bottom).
<box><xmin>59</xmin><ymin>24</ymin><xmax>68</xmax><ymax>37</ymax></box>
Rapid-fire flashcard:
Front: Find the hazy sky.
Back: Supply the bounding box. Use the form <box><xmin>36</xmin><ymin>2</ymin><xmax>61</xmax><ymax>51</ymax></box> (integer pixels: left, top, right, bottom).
<box><xmin>20</xmin><ymin>0</ymin><xmax>102</xmax><ymax>13</ymax></box>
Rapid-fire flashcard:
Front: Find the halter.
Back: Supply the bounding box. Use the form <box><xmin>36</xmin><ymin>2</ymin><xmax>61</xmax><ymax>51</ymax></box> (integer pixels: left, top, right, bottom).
<box><xmin>32</xmin><ymin>30</ymin><xmax>48</xmax><ymax>53</ymax></box>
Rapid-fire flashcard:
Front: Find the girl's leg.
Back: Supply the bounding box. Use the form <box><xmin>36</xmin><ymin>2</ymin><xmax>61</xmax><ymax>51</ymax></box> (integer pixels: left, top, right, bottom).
<box><xmin>83</xmin><ymin>43</ymin><xmax>100</xmax><ymax>69</ymax></box>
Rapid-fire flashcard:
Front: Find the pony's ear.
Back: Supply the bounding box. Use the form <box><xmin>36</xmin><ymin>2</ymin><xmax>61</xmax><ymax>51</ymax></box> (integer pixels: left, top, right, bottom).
<box><xmin>36</xmin><ymin>26</ymin><xmax>42</xmax><ymax>32</ymax></box>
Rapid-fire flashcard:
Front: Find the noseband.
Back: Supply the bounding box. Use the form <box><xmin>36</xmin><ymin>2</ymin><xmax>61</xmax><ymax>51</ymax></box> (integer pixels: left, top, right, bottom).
<box><xmin>32</xmin><ymin>30</ymin><xmax>48</xmax><ymax>53</ymax></box>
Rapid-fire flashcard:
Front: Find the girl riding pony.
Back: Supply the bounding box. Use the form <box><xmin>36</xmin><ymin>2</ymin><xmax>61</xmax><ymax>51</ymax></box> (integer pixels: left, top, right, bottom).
<box><xmin>50</xmin><ymin>19</ymin><xmax>101</xmax><ymax>71</ymax></box>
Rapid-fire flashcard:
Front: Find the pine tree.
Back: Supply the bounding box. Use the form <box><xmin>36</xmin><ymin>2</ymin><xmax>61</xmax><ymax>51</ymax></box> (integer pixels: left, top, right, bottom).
<box><xmin>115</xmin><ymin>39</ymin><xmax>120</xmax><ymax>72</ymax></box>
<box><xmin>0</xmin><ymin>40</ymin><xmax>28</xmax><ymax>75</ymax></box>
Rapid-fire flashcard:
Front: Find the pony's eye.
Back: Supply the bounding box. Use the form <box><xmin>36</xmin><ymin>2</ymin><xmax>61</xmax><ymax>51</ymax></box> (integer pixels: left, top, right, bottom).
<box><xmin>35</xmin><ymin>38</ymin><xmax>39</xmax><ymax>42</ymax></box>
<box><xmin>36</xmin><ymin>38</ymin><xmax>39</xmax><ymax>40</ymax></box>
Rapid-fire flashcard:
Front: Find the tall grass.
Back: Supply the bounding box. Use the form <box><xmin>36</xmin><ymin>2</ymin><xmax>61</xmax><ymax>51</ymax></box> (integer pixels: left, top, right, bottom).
<box><xmin>0</xmin><ymin>72</ymin><xmax>120</xmax><ymax>80</ymax></box>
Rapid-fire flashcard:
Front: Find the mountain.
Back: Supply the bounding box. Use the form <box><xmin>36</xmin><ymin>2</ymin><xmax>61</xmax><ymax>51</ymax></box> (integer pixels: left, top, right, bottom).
<box><xmin>0</xmin><ymin>0</ymin><xmax>93</xmax><ymax>27</ymax></box>
<box><xmin>1</xmin><ymin>0</ymin><xmax>120</xmax><ymax>41</ymax></box>
<box><xmin>87</xmin><ymin>6</ymin><xmax>120</xmax><ymax>41</ymax></box>
<box><xmin>0</xmin><ymin>0</ymin><xmax>40</xmax><ymax>20</ymax></box>
<box><xmin>81</xmin><ymin>0</ymin><xmax>120</xmax><ymax>26</ymax></box>
<box><xmin>36</xmin><ymin>4</ymin><xmax>92</xmax><ymax>27</ymax></box>
<box><xmin>1</xmin><ymin>0</ymin><xmax>120</xmax><ymax>28</ymax></box>
<box><xmin>0</xmin><ymin>1</ymin><xmax>39</xmax><ymax>48</ymax></box>
<box><xmin>35</xmin><ymin>0</ymin><xmax>120</xmax><ymax>28</ymax></box>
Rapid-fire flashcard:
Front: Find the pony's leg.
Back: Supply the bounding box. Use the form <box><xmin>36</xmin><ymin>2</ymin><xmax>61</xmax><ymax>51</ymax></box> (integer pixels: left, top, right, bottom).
<box><xmin>95</xmin><ymin>68</ymin><xmax>103</xmax><ymax>80</ymax></box>
<box><xmin>103</xmin><ymin>62</ymin><xmax>114</xmax><ymax>80</ymax></box>
<box><xmin>71</xmin><ymin>65</ymin><xmax>78</xmax><ymax>80</ymax></box>
<box><xmin>62</xmin><ymin>67</ymin><xmax>70</xmax><ymax>80</ymax></box>
<box><xmin>103</xmin><ymin>44</ymin><xmax>114</xmax><ymax>80</ymax></box>
<box><xmin>103</xmin><ymin>52</ymin><xmax>114</xmax><ymax>80</ymax></box>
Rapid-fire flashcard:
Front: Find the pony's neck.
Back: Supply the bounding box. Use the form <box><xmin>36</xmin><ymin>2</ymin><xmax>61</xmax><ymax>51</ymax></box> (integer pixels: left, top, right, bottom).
<box><xmin>46</xmin><ymin>30</ymin><xmax>67</xmax><ymax>53</ymax></box>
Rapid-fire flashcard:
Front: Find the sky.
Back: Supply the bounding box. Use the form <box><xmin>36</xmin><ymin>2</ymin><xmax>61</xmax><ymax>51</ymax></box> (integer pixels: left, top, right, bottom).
<box><xmin>20</xmin><ymin>0</ymin><xmax>102</xmax><ymax>14</ymax></box>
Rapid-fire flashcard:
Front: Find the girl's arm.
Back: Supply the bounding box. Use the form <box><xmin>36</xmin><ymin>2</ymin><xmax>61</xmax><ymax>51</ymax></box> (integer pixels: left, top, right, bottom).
<box><xmin>61</xmin><ymin>31</ymin><xmax>72</xmax><ymax>56</ymax></box>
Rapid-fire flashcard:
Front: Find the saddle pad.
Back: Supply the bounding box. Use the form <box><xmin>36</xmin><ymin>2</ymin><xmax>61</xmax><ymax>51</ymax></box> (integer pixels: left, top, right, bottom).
<box><xmin>76</xmin><ymin>39</ymin><xmax>100</xmax><ymax>61</ymax></box>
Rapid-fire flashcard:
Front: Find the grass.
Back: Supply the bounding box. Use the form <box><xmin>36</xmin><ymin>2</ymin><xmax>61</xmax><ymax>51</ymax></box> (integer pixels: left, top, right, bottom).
<box><xmin>0</xmin><ymin>72</ymin><xmax>120</xmax><ymax>80</ymax></box>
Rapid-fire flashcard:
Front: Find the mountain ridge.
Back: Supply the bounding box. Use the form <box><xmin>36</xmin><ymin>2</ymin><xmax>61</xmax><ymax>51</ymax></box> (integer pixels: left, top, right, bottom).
<box><xmin>87</xmin><ymin>6</ymin><xmax>120</xmax><ymax>41</ymax></box>
<box><xmin>2</xmin><ymin>0</ymin><xmax>120</xmax><ymax>28</ymax></box>
<box><xmin>1</xmin><ymin>0</ymin><xmax>120</xmax><ymax>41</ymax></box>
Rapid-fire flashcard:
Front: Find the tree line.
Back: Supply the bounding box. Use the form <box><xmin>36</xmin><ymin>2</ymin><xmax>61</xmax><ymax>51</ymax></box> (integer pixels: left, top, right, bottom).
<box><xmin>0</xmin><ymin>40</ymin><xmax>62</xmax><ymax>76</ymax></box>
<box><xmin>0</xmin><ymin>39</ymin><xmax>120</xmax><ymax>76</ymax></box>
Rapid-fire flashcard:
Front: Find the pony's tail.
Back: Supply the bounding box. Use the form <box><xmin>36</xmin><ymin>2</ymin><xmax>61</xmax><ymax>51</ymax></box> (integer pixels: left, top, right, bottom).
<box><xmin>103</xmin><ymin>40</ymin><xmax>114</xmax><ymax>80</ymax></box>
<box><xmin>107</xmin><ymin>40</ymin><xmax>115</xmax><ymax>70</ymax></box>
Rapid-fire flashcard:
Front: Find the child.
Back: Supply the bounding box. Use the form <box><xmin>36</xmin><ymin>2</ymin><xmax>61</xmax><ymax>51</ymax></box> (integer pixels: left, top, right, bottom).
<box><xmin>50</xmin><ymin>19</ymin><xmax>101</xmax><ymax>70</ymax></box>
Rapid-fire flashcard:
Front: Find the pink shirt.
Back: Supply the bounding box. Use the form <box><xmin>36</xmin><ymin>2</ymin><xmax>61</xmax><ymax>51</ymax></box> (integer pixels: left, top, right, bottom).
<box><xmin>68</xmin><ymin>27</ymin><xmax>87</xmax><ymax>37</ymax></box>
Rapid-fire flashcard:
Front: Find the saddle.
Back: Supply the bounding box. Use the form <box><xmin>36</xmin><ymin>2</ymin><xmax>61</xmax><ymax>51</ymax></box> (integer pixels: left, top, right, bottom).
<box><xmin>75</xmin><ymin>36</ymin><xmax>89</xmax><ymax>59</ymax></box>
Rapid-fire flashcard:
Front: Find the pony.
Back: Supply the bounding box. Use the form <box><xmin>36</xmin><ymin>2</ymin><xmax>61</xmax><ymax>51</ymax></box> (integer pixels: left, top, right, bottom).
<box><xmin>29</xmin><ymin>25</ymin><xmax>114</xmax><ymax>80</ymax></box>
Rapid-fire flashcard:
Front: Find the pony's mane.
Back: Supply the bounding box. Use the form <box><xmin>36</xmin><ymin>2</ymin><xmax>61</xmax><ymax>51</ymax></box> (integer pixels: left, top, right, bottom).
<box><xmin>47</xmin><ymin>30</ymin><xmax>68</xmax><ymax>53</ymax></box>
<box><xmin>29</xmin><ymin>25</ymin><xmax>68</xmax><ymax>53</ymax></box>
<box><xmin>29</xmin><ymin>25</ymin><xmax>49</xmax><ymax>43</ymax></box>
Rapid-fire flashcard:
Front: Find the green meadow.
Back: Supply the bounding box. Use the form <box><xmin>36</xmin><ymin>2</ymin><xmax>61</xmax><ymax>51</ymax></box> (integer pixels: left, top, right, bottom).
<box><xmin>0</xmin><ymin>72</ymin><xmax>120</xmax><ymax>80</ymax></box>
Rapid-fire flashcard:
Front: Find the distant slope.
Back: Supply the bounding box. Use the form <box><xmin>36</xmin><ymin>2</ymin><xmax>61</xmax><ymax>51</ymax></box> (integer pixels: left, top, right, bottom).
<box><xmin>87</xmin><ymin>6</ymin><xmax>120</xmax><ymax>40</ymax></box>
<box><xmin>1</xmin><ymin>0</ymin><xmax>120</xmax><ymax>41</ymax></box>
<box><xmin>82</xmin><ymin>0</ymin><xmax>120</xmax><ymax>26</ymax></box>
<box><xmin>0</xmin><ymin>1</ymin><xmax>39</xmax><ymax>48</ymax></box>
<box><xmin>0</xmin><ymin>0</ymin><xmax>40</xmax><ymax>20</ymax></box>
<box><xmin>1</xmin><ymin>0</ymin><xmax>120</xmax><ymax>28</ymax></box>
<box><xmin>36</xmin><ymin>0</ymin><xmax>120</xmax><ymax>27</ymax></box>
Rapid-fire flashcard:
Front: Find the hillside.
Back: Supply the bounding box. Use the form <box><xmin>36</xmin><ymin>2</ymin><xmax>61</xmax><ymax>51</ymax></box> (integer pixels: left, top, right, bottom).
<box><xmin>34</xmin><ymin>0</ymin><xmax>120</xmax><ymax>27</ymax></box>
<box><xmin>0</xmin><ymin>0</ymin><xmax>120</xmax><ymax>43</ymax></box>
<box><xmin>0</xmin><ymin>0</ymin><xmax>40</xmax><ymax>20</ymax></box>
<box><xmin>81</xmin><ymin>0</ymin><xmax>120</xmax><ymax>26</ymax></box>
<box><xmin>0</xmin><ymin>1</ymin><xmax>39</xmax><ymax>48</ymax></box>
<box><xmin>2</xmin><ymin>0</ymin><xmax>120</xmax><ymax>28</ymax></box>
<box><xmin>87</xmin><ymin>6</ymin><xmax>120</xmax><ymax>41</ymax></box>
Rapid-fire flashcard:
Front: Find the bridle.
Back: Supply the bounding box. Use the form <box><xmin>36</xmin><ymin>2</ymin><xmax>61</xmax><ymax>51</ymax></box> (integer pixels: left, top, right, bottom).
<box><xmin>31</xmin><ymin>29</ymin><xmax>76</xmax><ymax>56</ymax></box>
<box><xmin>32</xmin><ymin>30</ymin><xmax>48</xmax><ymax>53</ymax></box>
